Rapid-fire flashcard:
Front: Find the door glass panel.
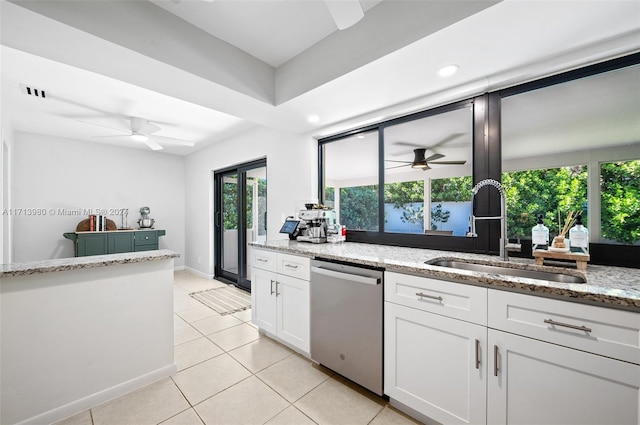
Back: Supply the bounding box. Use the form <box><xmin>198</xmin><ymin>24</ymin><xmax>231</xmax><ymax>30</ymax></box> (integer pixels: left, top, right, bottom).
<box><xmin>245</xmin><ymin>167</ymin><xmax>267</xmax><ymax>283</ymax></box>
<box><xmin>221</xmin><ymin>173</ymin><xmax>238</xmax><ymax>277</ymax></box>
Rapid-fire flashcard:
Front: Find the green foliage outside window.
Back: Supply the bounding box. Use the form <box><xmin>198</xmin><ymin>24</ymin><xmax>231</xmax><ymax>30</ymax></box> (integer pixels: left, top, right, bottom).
<box><xmin>340</xmin><ymin>185</ymin><xmax>379</xmax><ymax>230</ymax></box>
<box><xmin>431</xmin><ymin>176</ymin><xmax>472</xmax><ymax>202</ymax></box>
<box><xmin>502</xmin><ymin>166</ymin><xmax>587</xmax><ymax>239</ymax></box>
<box><xmin>223</xmin><ymin>178</ymin><xmax>263</xmax><ymax>231</ymax></box>
<box><xmin>601</xmin><ymin>160</ymin><xmax>640</xmax><ymax>244</ymax></box>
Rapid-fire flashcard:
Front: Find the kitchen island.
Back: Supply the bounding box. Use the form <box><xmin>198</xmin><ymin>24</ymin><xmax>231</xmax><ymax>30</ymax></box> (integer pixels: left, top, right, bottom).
<box><xmin>0</xmin><ymin>250</ymin><xmax>179</xmax><ymax>425</ymax></box>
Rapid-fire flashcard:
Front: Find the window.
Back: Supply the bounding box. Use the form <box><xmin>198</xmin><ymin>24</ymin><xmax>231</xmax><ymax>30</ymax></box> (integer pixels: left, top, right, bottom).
<box><xmin>382</xmin><ymin>105</ymin><xmax>473</xmax><ymax>236</ymax></box>
<box><xmin>430</xmin><ymin>176</ymin><xmax>472</xmax><ymax>236</ymax></box>
<box><xmin>600</xmin><ymin>159</ymin><xmax>640</xmax><ymax>245</ymax></box>
<box><xmin>322</xmin><ymin>130</ymin><xmax>379</xmax><ymax>231</ymax></box>
<box><xmin>319</xmin><ymin>54</ymin><xmax>639</xmax><ymax>265</ymax></box>
<box><xmin>502</xmin><ymin>166</ymin><xmax>588</xmax><ymax>241</ymax></box>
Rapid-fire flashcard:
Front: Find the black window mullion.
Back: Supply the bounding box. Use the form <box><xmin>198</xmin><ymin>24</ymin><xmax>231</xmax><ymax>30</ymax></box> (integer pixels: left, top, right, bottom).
<box><xmin>378</xmin><ymin>126</ymin><xmax>385</xmax><ymax>233</ymax></box>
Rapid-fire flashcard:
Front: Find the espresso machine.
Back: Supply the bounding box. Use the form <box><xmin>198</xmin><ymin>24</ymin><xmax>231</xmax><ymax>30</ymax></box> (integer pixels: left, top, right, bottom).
<box><xmin>297</xmin><ymin>208</ymin><xmax>337</xmax><ymax>243</ymax></box>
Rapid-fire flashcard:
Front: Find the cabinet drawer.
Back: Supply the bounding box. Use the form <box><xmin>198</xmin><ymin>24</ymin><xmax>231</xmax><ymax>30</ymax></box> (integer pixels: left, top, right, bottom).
<box><xmin>488</xmin><ymin>289</ymin><xmax>640</xmax><ymax>364</ymax></box>
<box><xmin>253</xmin><ymin>249</ymin><xmax>277</xmax><ymax>272</ymax></box>
<box><xmin>385</xmin><ymin>271</ymin><xmax>487</xmax><ymax>325</ymax></box>
<box><xmin>277</xmin><ymin>253</ymin><xmax>310</xmax><ymax>280</ymax></box>
<box><xmin>134</xmin><ymin>231</ymin><xmax>158</xmax><ymax>246</ymax></box>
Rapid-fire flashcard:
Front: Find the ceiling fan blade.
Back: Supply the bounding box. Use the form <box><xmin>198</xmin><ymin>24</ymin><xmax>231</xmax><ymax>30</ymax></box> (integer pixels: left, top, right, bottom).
<box><xmin>430</xmin><ymin>133</ymin><xmax>466</xmax><ymax>149</ymax></box>
<box><xmin>428</xmin><ymin>160</ymin><xmax>467</xmax><ymax>165</ymax></box>
<box><xmin>424</xmin><ymin>153</ymin><xmax>445</xmax><ymax>162</ymax></box>
<box><xmin>92</xmin><ymin>134</ymin><xmax>130</xmax><ymax>139</ymax></box>
<box><xmin>130</xmin><ymin>117</ymin><xmax>161</xmax><ymax>136</ymax></box>
<box><xmin>385</xmin><ymin>164</ymin><xmax>411</xmax><ymax>170</ymax></box>
<box><xmin>151</xmin><ymin>135</ymin><xmax>195</xmax><ymax>147</ymax></box>
<box><xmin>78</xmin><ymin>120</ymin><xmax>129</xmax><ymax>134</ymax></box>
<box><xmin>143</xmin><ymin>139</ymin><xmax>164</xmax><ymax>151</ymax></box>
<box><xmin>325</xmin><ymin>0</ymin><xmax>364</xmax><ymax>30</ymax></box>
<box><xmin>385</xmin><ymin>159</ymin><xmax>413</xmax><ymax>164</ymax></box>
<box><xmin>393</xmin><ymin>141</ymin><xmax>424</xmax><ymax>148</ymax></box>
<box><xmin>139</xmin><ymin>121</ymin><xmax>161</xmax><ymax>135</ymax></box>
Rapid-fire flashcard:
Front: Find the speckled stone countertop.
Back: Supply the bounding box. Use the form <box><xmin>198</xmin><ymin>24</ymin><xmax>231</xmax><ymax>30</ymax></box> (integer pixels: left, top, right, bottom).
<box><xmin>0</xmin><ymin>250</ymin><xmax>180</xmax><ymax>278</ymax></box>
<box><xmin>251</xmin><ymin>240</ymin><xmax>640</xmax><ymax>311</ymax></box>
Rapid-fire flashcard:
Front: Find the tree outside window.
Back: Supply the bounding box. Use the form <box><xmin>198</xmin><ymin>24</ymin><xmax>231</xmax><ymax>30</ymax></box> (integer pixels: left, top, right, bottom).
<box><xmin>601</xmin><ymin>160</ymin><xmax>640</xmax><ymax>244</ymax></box>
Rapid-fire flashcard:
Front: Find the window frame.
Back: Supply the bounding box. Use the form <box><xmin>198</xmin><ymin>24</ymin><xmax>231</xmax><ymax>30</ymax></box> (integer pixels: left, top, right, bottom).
<box><xmin>318</xmin><ymin>52</ymin><xmax>640</xmax><ymax>267</ymax></box>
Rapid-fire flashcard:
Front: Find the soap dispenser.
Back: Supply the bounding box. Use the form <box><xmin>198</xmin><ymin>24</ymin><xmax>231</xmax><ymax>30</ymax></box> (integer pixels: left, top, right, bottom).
<box><xmin>531</xmin><ymin>214</ymin><xmax>549</xmax><ymax>251</ymax></box>
<box><xmin>569</xmin><ymin>213</ymin><xmax>589</xmax><ymax>254</ymax></box>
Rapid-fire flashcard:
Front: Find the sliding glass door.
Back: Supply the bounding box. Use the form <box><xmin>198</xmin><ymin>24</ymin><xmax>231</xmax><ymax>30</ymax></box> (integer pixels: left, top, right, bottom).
<box><xmin>214</xmin><ymin>159</ymin><xmax>266</xmax><ymax>291</ymax></box>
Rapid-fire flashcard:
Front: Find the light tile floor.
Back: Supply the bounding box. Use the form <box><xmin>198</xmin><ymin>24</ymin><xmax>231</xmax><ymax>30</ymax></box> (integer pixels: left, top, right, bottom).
<box><xmin>55</xmin><ymin>270</ymin><xmax>420</xmax><ymax>425</ymax></box>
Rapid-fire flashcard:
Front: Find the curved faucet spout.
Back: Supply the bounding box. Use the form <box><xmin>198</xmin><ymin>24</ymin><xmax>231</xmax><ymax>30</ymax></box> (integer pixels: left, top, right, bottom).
<box><xmin>469</xmin><ymin>179</ymin><xmax>517</xmax><ymax>260</ymax></box>
<box><xmin>471</xmin><ymin>178</ymin><xmax>504</xmax><ymax>197</ymax></box>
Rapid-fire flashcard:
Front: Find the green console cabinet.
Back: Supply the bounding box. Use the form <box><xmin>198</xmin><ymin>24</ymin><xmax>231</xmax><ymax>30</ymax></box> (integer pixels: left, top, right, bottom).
<box><xmin>63</xmin><ymin>230</ymin><xmax>166</xmax><ymax>257</ymax></box>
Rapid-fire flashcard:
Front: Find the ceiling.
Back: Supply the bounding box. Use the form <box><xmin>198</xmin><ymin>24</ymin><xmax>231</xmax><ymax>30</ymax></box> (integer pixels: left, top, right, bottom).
<box><xmin>1</xmin><ymin>0</ymin><xmax>639</xmax><ymax>156</ymax></box>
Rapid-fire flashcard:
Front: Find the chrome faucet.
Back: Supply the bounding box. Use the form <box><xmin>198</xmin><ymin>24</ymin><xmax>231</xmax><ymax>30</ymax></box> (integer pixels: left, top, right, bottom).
<box><xmin>467</xmin><ymin>179</ymin><xmax>521</xmax><ymax>260</ymax></box>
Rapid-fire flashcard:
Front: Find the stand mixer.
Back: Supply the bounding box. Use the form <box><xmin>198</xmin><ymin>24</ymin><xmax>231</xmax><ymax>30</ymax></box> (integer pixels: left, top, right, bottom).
<box><xmin>137</xmin><ymin>206</ymin><xmax>155</xmax><ymax>229</ymax></box>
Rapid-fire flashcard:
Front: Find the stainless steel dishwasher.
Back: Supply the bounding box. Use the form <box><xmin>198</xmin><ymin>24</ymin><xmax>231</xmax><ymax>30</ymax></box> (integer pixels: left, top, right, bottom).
<box><xmin>310</xmin><ymin>259</ymin><xmax>384</xmax><ymax>396</ymax></box>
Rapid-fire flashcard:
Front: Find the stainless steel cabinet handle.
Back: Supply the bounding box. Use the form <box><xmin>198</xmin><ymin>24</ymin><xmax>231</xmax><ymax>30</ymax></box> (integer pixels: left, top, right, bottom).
<box><xmin>284</xmin><ymin>263</ymin><xmax>298</xmax><ymax>269</ymax></box>
<box><xmin>270</xmin><ymin>279</ymin><xmax>275</xmax><ymax>295</ymax></box>
<box><xmin>275</xmin><ymin>281</ymin><xmax>280</xmax><ymax>296</ymax></box>
<box><xmin>257</xmin><ymin>258</ymin><xmax>268</xmax><ymax>263</ymax></box>
<box><xmin>475</xmin><ymin>339</ymin><xmax>480</xmax><ymax>369</ymax></box>
<box><xmin>416</xmin><ymin>292</ymin><xmax>443</xmax><ymax>302</ymax></box>
<box><xmin>493</xmin><ymin>345</ymin><xmax>499</xmax><ymax>377</ymax></box>
<box><xmin>544</xmin><ymin>319</ymin><xmax>592</xmax><ymax>333</ymax></box>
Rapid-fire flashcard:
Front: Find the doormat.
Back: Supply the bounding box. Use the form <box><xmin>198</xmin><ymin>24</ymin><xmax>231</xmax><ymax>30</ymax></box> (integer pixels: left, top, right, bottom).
<box><xmin>190</xmin><ymin>285</ymin><xmax>251</xmax><ymax>315</ymax></box>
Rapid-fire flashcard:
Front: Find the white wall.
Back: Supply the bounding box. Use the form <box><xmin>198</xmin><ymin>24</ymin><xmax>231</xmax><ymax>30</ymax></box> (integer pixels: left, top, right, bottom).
<box><xmin>1</xmin><ymin>124</ymin><xmax>15</xmax><ymax>264</ymax></box>
<box><xmin>11</xmin><ymin>132</ymin><xmax>186</xmax><ymax>266</ymax></box>
<box><xmin>184</xmin><ymin>125</ymin><xmax>316</xmax><ymax>277</ymax></box>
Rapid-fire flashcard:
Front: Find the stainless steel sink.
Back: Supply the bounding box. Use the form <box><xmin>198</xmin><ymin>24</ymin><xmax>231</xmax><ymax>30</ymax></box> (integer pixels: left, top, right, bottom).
<box><xmin>426</xmin><ymin>259</ymin><xmax>586</xmax><ymax>284</ymax></box>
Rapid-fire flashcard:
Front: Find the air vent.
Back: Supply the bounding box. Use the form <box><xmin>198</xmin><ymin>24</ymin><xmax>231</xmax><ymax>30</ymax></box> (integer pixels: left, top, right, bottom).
<box><xmin>19</xmin><ymin>84</ymin><xmax>48</xmax><ymax>99</ymax></box>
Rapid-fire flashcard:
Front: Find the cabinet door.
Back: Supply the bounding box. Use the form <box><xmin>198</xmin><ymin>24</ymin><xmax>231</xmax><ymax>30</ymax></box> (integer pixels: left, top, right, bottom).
<box><xmin>276</xmin><ymin>274</ymin><xmax>310</xmax><ymax>353</ymax></box>
<box><xmin>134</xmin><ymin>231</ymin><xmax>159</xmax><ymax>251</ymax></box>
<box><xmin>107</xmin><ymin>232</ymin><xmax>134</xmax><ymax>254</ymax></box>
<box><xmin>76</xmin><ymin>233</ymin><xmax>107</xmax><ymax>256</ymax></box>
<box><xmin>385</xmin><ymin>302</ymin><xmax>487</xmax><ymax>425</ymax></box>
<box><xmin>251</xmin><ymin>268</ymin><xmax>277</xmax><ymax>334</ymax></box>
<box><xmin>488</xmin><ymin>329</ymin><xmax>640</xmax><ymax>425</ymax></box>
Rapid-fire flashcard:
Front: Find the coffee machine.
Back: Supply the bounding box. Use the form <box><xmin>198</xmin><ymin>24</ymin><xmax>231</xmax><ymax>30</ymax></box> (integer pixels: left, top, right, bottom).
<box><xmin>297</xmin><ymin>208</ymin><xmax>337</xmax><ymax>243</ymax></box>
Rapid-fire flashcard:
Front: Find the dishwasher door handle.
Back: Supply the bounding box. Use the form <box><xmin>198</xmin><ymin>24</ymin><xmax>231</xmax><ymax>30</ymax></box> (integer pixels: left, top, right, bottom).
<box><xmin>311</xmin><ymin>266</ymin><xmax>380</xmax><ymax>285</ymax></box>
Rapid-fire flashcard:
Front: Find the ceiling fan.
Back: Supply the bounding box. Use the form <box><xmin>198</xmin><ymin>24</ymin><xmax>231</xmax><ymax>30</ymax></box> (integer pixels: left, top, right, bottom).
<box><xmin>386</xmin><ymin>149</ymin><xmax>466</xmax><ymax>170</ymax></box>
<box><xmin>79</xmin><ymin>116</ymin><xmax>195</xmax><ymax>151</ymax></box>
<box><xmin>386</xmin><ymin>133</ymin><xmax>467</xmax><ymax>170</ymax></box>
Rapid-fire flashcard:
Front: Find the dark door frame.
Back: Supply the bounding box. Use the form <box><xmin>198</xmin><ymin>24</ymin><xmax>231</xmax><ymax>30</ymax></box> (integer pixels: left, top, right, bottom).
<box><xmin>214</xmin><ymin>158</ymin><xmax>267</xmax><ymax>290</ymax></box>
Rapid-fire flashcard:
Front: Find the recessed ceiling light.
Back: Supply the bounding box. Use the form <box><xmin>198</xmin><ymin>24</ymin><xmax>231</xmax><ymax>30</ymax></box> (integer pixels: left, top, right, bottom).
<box><xmin>438</xmin><ymin>64</ymin><xmax>459</xmax><ymax>77</ymax></box>
<box><xmin>308</xmin><ymin>115</ymin><xmax>320</xmax><ymax>123</ymax></box>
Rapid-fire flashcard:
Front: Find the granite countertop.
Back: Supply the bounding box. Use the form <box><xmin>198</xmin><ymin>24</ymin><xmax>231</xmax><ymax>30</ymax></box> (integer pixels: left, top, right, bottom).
<box><xmin>251</xmin><ymin>240</ymin><xmax>640</xmax><ymax>311</ymax></box>
<box><xmin>0</xmin><ymin>249</ymin><xmax>180</xmax><ymax>278</ymax></box>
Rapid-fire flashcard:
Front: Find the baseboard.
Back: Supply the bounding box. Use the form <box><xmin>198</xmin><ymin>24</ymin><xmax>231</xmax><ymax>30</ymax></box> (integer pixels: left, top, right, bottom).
<box><xmin>183</xmin><ymin>266</ymin><xmax>214</xmax><ymax>280</ymax></box>
<box><xmin>389</xmin><ymin>398</ymin><xmax>439</xmax><ymax>425</ymax></box>
<box><xmin>14</xmin><ymin>364</ymin><xmax>177</xmax><ymax>425</ymax></box>
<box><xmin>173</xmin><ymin>265</ymin><xmax>185</xmax><ymax>271</ymax></box>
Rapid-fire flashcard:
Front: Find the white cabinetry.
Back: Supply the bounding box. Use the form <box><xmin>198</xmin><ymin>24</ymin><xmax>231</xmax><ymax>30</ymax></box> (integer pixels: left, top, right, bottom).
<box><xmin>488</xmin><ymin>290</ymin><xmax>640</xmax><ymax>425</ymax></box>
<box><xmin>384</xmin><ymin>271</ymin><xmax>488</xmax><ymax>425</ymax></box>
<box><xmin>385</xmin><ymin>271</ymin><xmax>640</xmax><ymax>425</ymax></box>
<box><xmin>251</xmin><ymin>248</ymin><xmax>310</xmax><ymax>354</ymax></box>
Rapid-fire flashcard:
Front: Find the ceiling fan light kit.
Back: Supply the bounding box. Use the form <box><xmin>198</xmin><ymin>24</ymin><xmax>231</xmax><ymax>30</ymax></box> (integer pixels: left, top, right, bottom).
<box><xmin>131</xmin><ymin>133</ymin><xmax>148</xmax><ymax>142</ymax></box>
